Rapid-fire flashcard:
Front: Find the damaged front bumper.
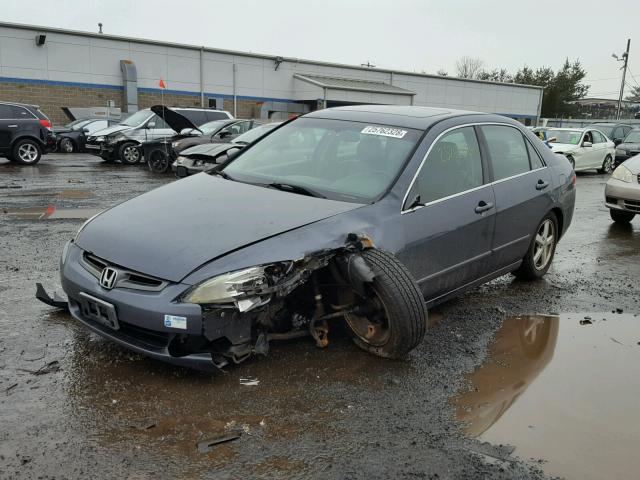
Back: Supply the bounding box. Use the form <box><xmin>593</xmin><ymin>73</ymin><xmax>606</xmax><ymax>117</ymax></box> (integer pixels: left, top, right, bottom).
<box><xmin>42</xmin><ymin>237</ymin><xmax>375</xmax><ymax>371</ymax></box>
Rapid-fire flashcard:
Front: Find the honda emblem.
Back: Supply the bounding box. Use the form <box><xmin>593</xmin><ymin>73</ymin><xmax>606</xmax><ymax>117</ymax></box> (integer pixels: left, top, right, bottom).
<box><xmin>100</xmin><ymin>267</ymin><xmax>118</xmax><ymax>290</ymax></box>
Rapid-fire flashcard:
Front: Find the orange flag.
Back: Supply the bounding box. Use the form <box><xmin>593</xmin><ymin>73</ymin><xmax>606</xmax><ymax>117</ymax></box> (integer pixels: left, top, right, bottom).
<box><xmin>158</xmin><ymin>78</ymin><xmax>166</xmax><ymax>89</ymax></box>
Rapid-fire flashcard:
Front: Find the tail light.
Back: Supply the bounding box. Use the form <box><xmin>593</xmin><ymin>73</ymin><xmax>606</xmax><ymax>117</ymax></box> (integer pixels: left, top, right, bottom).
<box><xmin>571</xmin><ymin>173</ymin><xmax>577</xmax><ymax>186</ymax></box>
<box><xmin>39</xmin><ymin>119</ymin><xmax>52</xmax><ymax>130</ymax></box>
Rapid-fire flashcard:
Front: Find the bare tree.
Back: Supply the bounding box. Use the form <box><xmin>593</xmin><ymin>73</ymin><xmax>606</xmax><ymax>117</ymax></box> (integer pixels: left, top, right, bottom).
<box><xmin>455</xmin><ymin>56</ymin><xmax>484</xmax><ymax>79</ymax></box>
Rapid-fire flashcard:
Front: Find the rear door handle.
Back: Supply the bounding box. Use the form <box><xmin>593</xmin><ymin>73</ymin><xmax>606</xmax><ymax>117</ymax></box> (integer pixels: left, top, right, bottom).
<box><xmin>536</xmin><ymin>179</ymin><xmax>549</xmax><ymax>190</ymax></box>
<box><xmin>8</xmin><ymin>124</ymin><xmax>18</xmax><ymax>128</ymax></box>
<box><xmin>475</xmin><ymin>200</ymin><xmax>494</xmax><ymax>214</ymax></box>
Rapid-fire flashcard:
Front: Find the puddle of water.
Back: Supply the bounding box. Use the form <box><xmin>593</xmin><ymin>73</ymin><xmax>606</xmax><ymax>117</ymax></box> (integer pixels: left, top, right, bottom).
<box><xmin>2</xmin><ymin>206</ymin><xmax>101</xmax><ymax>220</ymax></box>
<box><xmin>452</xmin><ymin>313</ymin><xmax>640</xmax><ymax>480</ymax></box>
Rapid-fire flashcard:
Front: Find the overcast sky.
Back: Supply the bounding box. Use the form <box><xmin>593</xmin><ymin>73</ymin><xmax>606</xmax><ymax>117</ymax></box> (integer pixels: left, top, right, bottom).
<box><xmin>3</xmin><ymin>0</ymin><xmax>639</xmax><ymax>98</ymax></box>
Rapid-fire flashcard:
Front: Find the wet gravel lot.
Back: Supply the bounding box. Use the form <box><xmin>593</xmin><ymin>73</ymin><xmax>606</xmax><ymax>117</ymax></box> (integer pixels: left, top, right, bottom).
<box><xmin>1</xmin><ymin>154</ymin><xmax>639</xmax><ymax>479</ymax></box>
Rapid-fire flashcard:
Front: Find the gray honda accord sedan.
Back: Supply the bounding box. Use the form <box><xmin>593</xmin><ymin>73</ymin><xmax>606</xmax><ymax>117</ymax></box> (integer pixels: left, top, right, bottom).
<box><xmin>47</xmin><ymin>106</ymin><xmax>576</xmax><ymax>371</ymax></box>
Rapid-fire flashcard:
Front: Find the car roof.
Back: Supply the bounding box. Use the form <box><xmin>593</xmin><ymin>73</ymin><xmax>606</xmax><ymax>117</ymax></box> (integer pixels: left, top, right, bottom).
<box><xmin>543</xmin><ymin>127</ymin><xmax>586</xmax><ymax>131</ymax></box>
<box><xmin>0</xmin><ymin>100</ymin><xmax>39</xmax><ymax>109</ymax></box>
<box><xmin>304</xmin><ymin>105</ymin><xmax>490</xmax><ymax>130</ymax></box>
<box><xmin>591</xmin><ymin>122</ymin><xmax>632</xmax><ymax>127</ymax></box>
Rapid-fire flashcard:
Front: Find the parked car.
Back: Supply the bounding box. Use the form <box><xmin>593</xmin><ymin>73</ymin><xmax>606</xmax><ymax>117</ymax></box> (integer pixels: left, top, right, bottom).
<box><xmin>546</xmin><ymin>127</ymin><xmax>615</xmax><ymax>172</ymax></box>
<box><xmin>605</xmin><ymin>155</ymin><xmax>640</xmax><ymax>223</ymax></box>
<box><xmin>0</xmin><ymin>101</ymin><xmax>55</xmax><ymax>165</ymax></box>
<box><xmin>144</xmin><ymin>108</ymin><xmax>260</xmax><ymax>173</ymax></box>
<box><xmin>85</xmin><ymin>107</ymin><xmax>233</xmax><ymax>164</ymax></box>
<box><xmin>589</xmin><ymin>122</ymin><xmax>634</xmax><ymax>144</ymax></box>
<box><xmin>46</xmin><ymin>106</ymin><xmax>575</xmax><ymax>371</ymax></box>
<box><xmin>56</xmin><ymin>118</ymin><xmax>118</xmax><ymax>153</ymax></box>
<box><xmin>168</xmin><ymin>118</ymin><xmax>262</xmax><ymax>153</ymax></box>
<box><xmin>614</xmin><ymin>129</ymin><xmax>640</xmax><ymax>166</ymax></box>
<box><xmin>172</xmin><ymin>122</ymin><xmax>282</xmax><ymax>177</ymax></box>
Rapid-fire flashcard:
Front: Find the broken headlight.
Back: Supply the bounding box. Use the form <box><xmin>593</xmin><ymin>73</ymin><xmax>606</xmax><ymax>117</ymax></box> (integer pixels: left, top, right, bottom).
<box><xmin>182</xmin><ymin>263</ymin><xmax>291</xmax><ymax>311</ymax></box>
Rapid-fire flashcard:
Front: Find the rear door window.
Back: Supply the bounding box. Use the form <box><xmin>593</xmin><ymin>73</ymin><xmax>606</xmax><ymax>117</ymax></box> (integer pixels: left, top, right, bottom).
<box><xmin>0</xmin><ymin>105</ymin><xmax>12</xmax><ymax>119</ymax></box>
<box><xmin>592</xmin><ymin>131</ymin><xmax>606</xmax><ymax>144</ymax></box>
<box><xmin>179</xmin><ymin>110</ymin><xmax>207</xmax><ymax>126</ymax></box>
<box><xmin>12</xmin><ymin>106</ymin><xmax>34</xmax><ymax>119</ymax></box>
<box><xmin>206</xmin><ymin>110</ymin><xmax>231</xmax><ymax>121</ymax></box>
<box><xmin>411</xmin><ymin>126</ymin><xmax>484</xmax><ymax>205</ymax></box>
<box><xmin>526</xmin><ymin>140</ymin><xmax>545</xmax><ymax>169</ymax></box>
<box><xmin>481</xmin><ymin>125</ymin><xmax>531</xmax><ymax>181</ymax></box>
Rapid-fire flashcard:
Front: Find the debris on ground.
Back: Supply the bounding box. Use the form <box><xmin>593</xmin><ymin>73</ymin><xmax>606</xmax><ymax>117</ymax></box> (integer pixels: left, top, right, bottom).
<box><xmin>579</xmin><ymin>318</ymin><xmax>592</xmax><ymax>325</ymax></box>
<box><xmin>5</xmin><ymin>383</ymin><xmax>18</xmax><ymax>393</ymax></box>
<box><xmin>196</xmin><ymin>431</ymin><xmax>242</xmax><ymax>453</ymax></box>
<box><xmin>239</xmin><ymin>377</ymin><xmax>260</xmax><ymax>386</ymax></box>
<box><xmin>18</xmin><ymin>360</ymin><xmax>61</xmax><ymax>375</ymax></box>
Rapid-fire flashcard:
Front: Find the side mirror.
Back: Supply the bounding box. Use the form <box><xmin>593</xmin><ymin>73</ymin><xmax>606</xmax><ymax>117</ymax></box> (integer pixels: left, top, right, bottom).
<box><xmin>82</xmin><ymin>128</ymin><xmax>90</xmax><ymax>133</ymax></box>
<box><xmin>147</xmin><ymin>121</ymin><xmax>156</xmax><ymax>129</ymax></box>
<box><xmin>218</xmin><ymin>131</ymin><xmax>230</xmax><ymax>139</ymax></box>
<box><xmin>582</xmin><ymin>141</ymin><xmax>593</xmax><ymax>148</ymax></box>
<box><xmin>614</xmin><ymin>138</ymin><xmax>623</xmax><ymax>146</ymax></box>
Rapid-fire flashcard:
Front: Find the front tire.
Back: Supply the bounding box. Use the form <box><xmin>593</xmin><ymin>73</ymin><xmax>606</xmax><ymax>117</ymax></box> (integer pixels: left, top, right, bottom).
<box><xmin>59</xmin><ymin>138</ymin><xmax>75</xmax><ymax>153</ymax></box>
<box><xmin>119</xmin><ymin>142</ymin><xmax>141</xmax><ymax>165</ymax></box>
<box><xmin>147</xmin><ymin>150</ymin><xmax>170</xmax><ymax>173</ymax></box>
<box><xmin>513</xmin><ymin>212</ymin><xmax>558</xmax><ymax>280</ymax></box>
<box><xmin>12</xmin><ymin>139</ymin><xmax>42</xmax><ymax>165</ymax></box>
<box><xmin>598</xmin><ymin>155</ymin><xmax>613</xmax><ymax>174</ymax></box>
<box><xmin>345</xmin><ymin>250</ymin><xmax>427</xmax><ymax>359</ymax></box>
<box><xmin>566</xmin><ymin>155</ymin><xmax>575</xmax><ymax>169</ymax></box>
<box><xmin>610</xmin><ymin>209</ymin><xmax>635</xmax><ymax>224</ymax></box>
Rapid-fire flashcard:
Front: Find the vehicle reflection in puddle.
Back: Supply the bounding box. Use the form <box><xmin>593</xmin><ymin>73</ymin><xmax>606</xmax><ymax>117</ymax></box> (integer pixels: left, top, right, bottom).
<box><xmin>2</xmin><ymin>205</ymin><xmax>101</xmax><ymax>220</ymax></box>
<box><xmin>452</xmin><ymin>313</ymin><xmax>640</xmax><ymax>480</ymax></box>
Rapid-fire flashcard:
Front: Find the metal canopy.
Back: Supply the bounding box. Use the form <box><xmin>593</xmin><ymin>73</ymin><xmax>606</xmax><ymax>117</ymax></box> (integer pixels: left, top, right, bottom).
<box><xmin>293</xmin><ymin>73</ymin><xmax>416</xmax><ymax>97</ymax></box>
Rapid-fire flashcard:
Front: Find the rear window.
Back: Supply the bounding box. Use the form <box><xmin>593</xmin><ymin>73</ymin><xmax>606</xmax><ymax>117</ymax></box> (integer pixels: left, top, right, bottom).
<box><xmin>0</xmin><ymin>104</ymin><xmax>12</xmax><ymax>119</ymax></box>
<box><xmin>178</xmin><ymin>110</ymin><xmax>208</xmax><ymax>126</ymax></box>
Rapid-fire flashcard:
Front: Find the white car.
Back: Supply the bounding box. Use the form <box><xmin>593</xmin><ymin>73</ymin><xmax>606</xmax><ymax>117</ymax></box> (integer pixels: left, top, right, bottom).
<box><xmin>545</xmin><ymin>127</ymin><xmax>615</xmax><ymax>173</ymax></box>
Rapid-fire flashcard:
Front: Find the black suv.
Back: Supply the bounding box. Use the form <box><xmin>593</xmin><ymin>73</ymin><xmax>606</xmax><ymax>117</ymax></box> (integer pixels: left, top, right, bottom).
<box><xmin>0</xmin><ymin>101</ymin><xmax>55</xmax><ymax>165</ymax></box>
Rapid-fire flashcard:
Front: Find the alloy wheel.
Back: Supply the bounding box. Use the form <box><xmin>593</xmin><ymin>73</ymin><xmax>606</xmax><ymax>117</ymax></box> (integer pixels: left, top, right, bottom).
<box><xmin>533</xmin><ymin>219</ymin><xmax>555</xmax><ymax>270</ymax></box>
<box><xmin>123</xmin><ymin>146</ymin><xmax>140</xmax><ymax>163</ymax></box>
<box><xmin>603</xmin><ymin>156</ymin><xmax>613</xmax><ymax>174</ymax></box>
<box><xmin>18</xmin><ymin>143</ymin><xmax>38</xmax><ymax>163</ymax></box>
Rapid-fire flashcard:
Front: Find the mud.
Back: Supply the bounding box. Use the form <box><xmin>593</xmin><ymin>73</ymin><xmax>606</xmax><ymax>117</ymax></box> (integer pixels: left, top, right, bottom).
<box><xmin>0</xmin><ymin>155</ymin><xmax>638</xmax><ymax>479</ymax></box>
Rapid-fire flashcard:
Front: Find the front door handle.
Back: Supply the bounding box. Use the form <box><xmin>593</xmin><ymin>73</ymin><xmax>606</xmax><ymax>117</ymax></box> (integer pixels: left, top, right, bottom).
<box><xmin>475</xmin><ymin>200</ymin><xmax>494</xmax><ymax>214</ymax></box>
<box><xmin>536</xmin><ymin>179</ymin><xmax>549</xmax><ymax>190</ymax></box>
<box><xmin>8</xmin><ymin>124</ymin><xmax>18</xmax><ymax>128</ymax></box>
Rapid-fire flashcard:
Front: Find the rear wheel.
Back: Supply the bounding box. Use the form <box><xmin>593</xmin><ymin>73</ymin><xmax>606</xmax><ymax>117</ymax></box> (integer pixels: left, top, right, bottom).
<box><xmin>345</xmin><ymin>250</ymin><xmax>427</xmax><ymax>359</ymax></box>
<box><xmin>59</xmin><ymin>137</ymin><xmax>75</xmax><ymax>153</ymax></box>
<box><xmin>610</xmin><ymin>209</ymin><xmax>635</xmax><ymax>224</ymax></box>
<box><xmin>598</xmin><ymin>154</ymin><xmax>613</xmax><ymax>174</ymax></box>
<box><xmin>12</xmin><ymin>139</ymin><xmax>42</xmax><ymax>165</ymax></box>
<box><xmin>119</xmin><ymin>142</ymin><xmax>141</xmax><ymax>165</ymax></box>
<box><xmin>513</xmin><ymin>212</ymin><xmax>558</xmax><ymax>280</ymax></box>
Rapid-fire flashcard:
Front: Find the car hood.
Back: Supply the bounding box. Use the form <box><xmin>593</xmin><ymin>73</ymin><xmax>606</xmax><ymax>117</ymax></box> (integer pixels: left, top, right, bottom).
<box><xmin>53</xmin><ymin>126</ymin><xmax>73</xmax><ymax>134</ymax></box>
<box><xmin>75</xmin><ymin>174</ymin><xmax>362</xmax><ymax>282</ymax></box>
<box><xmin>181</xmin><ymin>142</ymin><xmax>236</xmax><ymax>157</ymax></box>
<box><xmin>549</xmin><ymin>143</ymin><xmax>578</xmax><ymax>153</ymax></box>
<box><xmin>89</xmin><ymin>124</ymin><xmax>131</xmax><ymax>137</ymax></box>
<box><xmin>151</xmin><ymin>105</ymin><xmax>201</xmax><ymax>134</ymax></box>
<box><xmin>618</xmin><ymin>142</ymin><xmax>640</xmax><ymax>151</ymax></box>
<box><xmin>619</xmin><ymin>154</ymin><xmax>640</xmax><ymax>173</ymax></box>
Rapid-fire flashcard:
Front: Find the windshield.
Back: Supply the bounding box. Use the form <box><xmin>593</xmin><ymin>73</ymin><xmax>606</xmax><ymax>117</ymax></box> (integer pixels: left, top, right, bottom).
<box><xmin>547</xmin><ymin>130</ymin><xmax>582</xmax><ymax>145</ymax></box>
<box><xmin>70</xmin><ymin>119</ymin><xmax>93</xmax><ymax>130</ymax></box>
<box><xmin>233</xmin><ymin>123</ymin><xmax>279</xmax><ymax>145</ymax></box>
<box><xmin>119</xmin><ymin>110</ymin><xmax>153</xmax><ymax>127</ymax></box>
<box><xmin>200</xmin><ymin>120</ymin><xmax>231</xmax><ymax>135</ymax></box>
<box><xmin>222</xmin><ymin>117</ymin><xmax>422</xmax><ymax>203</ymax></box>
<box><xmin>623</xmin><ymin>131</ymin><xmax>640</xmax><ymax>143</ymax></box>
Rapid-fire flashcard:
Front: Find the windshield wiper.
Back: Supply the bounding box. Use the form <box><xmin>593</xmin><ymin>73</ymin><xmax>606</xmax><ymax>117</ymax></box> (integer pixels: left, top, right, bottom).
<box><xmin>266</xmin><ymin>182</ymin><xmax>326</xmax><ymax>199</ymax></box>
<box><xmin>210</xmin><ymin>169</ymin><xmax>235</xmax><ymax>181</ymax></box>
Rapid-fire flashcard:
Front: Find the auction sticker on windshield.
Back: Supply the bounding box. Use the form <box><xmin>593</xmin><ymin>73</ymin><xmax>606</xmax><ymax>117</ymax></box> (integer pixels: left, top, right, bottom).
<box><xmin>361</xmin><ymin>126</ymin><xmax>407</xmax><ymax>139</ymax></box>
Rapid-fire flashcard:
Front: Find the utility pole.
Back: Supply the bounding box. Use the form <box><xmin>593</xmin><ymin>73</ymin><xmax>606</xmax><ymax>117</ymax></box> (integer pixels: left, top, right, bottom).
<box><xmin>613</xmin><ymin>39</ymin><xmax>631</xmax><ymax>120</ymax></box>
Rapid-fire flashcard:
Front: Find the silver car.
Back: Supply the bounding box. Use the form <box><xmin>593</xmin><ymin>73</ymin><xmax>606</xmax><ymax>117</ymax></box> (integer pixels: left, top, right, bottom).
<box><xmin>605</xmin><ymin>155</ymin><xmax>640</xmax><ymax>223</ymax></box>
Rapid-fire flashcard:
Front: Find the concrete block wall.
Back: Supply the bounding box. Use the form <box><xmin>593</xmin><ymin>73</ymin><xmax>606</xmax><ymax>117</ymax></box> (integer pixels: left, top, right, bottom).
<box><xmin>0</xmin><ymin>80</ymin><xmax>123</xmax><ymax>124</ymax></box>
